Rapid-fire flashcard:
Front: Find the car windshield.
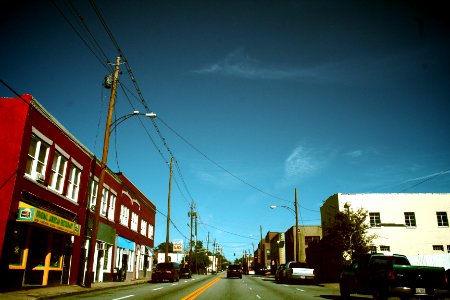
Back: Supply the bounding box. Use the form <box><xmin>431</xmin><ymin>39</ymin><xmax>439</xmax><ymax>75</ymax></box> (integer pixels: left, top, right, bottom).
<box><xmin>290</xmin><ymin>262</ymin><xmax>308</xmax><ymax>268</ymax></box>
<box><xmin>156</xmin><ymin>263</ymin><xmax>176</xmax><ymax>270</ymax></box>
<box><xmin>372</xmin><ymin>256</ymin><xmax>410</xmax><ymax>267</ymax></box>
<box><xmin>180</xmin><ymin>268</ymin><xmax>190</xmax><ymax>272</ymax></box>
<box><xmin>228</xmin><ymin>265</ymin><xmax>241</xmax><ymax>270</ymax></box>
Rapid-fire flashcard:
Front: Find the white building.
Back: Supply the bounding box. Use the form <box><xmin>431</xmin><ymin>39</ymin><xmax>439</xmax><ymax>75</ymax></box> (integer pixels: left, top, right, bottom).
<box><xmin>156</xmin><ymin>252</ymin><xmax>185</xmax><ymax>264</ymax></box>
<box><xmin>321</xmin><ymin>193</ymin><xmax>450</xmax><ymax>256</ymax></box>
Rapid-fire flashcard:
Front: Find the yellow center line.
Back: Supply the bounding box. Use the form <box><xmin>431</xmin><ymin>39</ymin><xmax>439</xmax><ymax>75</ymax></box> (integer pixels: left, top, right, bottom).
<box><xmin>181</xmin><ymin>274</ymin><xmax>224</xmax><ymax>300</ymax></box>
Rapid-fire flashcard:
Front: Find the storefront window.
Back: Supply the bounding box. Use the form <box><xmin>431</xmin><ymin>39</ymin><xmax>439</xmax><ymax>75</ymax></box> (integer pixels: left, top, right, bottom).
<box><xmin>9</xmin><ymin>224</ymin><xmax>26</xmax><ymax>266</ymax></box>
<box><xmin>50</xmin><ymin>233</ymin><xmax>64</xmax><ymax>268</ymax></box>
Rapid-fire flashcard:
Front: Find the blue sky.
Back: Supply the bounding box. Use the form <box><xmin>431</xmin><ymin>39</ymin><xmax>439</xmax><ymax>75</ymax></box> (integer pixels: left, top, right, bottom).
<box><xmin>2</xmin><ymin>0</ymin><xmax>449</xmax><ymax>261</ymax></box>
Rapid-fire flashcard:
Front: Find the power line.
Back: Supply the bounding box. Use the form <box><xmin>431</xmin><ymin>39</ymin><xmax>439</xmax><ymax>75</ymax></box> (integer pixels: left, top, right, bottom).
<box><xmin>157</xmin><ymin>116</ymin><xmax>291</xmax><ymax>203</ymax></box>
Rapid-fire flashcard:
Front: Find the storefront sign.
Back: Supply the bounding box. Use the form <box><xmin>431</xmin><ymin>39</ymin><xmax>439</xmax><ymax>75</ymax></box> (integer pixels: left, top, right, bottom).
<box><xmin>17</xmin><ymin>202</ymin><xmax>80</xmax><ymax>236</ymax></box>
<box><xmin>173</xmin><ymin>239</ymin><xmax>183</xmax><ymax>252</ymax></box>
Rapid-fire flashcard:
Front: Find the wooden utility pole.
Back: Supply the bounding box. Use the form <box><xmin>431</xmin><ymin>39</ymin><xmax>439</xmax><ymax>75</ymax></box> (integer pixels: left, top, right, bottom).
<box><xmin>165</xmin><ymin>157</ymin><xmax>174</xmax><ymax>262</ymax></box>
<box><xmin>294</xmin><ymin>188</ymin><xmax>300</xmax><ymax>262</ymax></box>
<box><xmin>85</xmin><ymin>56</ymin><xmax>121</xmax><ymax>288</ymax></box>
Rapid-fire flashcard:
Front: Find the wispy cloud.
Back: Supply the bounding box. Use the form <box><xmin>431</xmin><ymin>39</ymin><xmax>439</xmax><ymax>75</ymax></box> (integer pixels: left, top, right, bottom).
<box><xmin>193</xmin><ymin>48</ymin><xmax>317</xmax><ymax>80</ymax></box>
<box><xmin>284</xmin><ymin>145</ymin><xmax>318</xmax><ymax>178</ymax></box>
<box><xmin>344</xmin><ymin>148</ymin><xmax>379</xmax><ymax>162</ymax></box>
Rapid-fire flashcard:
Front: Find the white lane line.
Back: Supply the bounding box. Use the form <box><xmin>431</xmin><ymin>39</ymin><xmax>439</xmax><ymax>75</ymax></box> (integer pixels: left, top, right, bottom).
<box><xmin>256</xmin><ymin>295</ymin><xmax>261</xmax><ymax>299</ymax></box>
<box><xmin>152</xmin><ymin>287</ymin><xmax>164</xmax><ymax>291</ymax></box>
<box><xmin>296</xmin><ymin>288</ymin><xmax>305</xmax><ymax>292</ymax></box>
<box><xmin>112</xmin><ymin>295</ymin><xmax>134</xmax><ymax>300</ymax></box>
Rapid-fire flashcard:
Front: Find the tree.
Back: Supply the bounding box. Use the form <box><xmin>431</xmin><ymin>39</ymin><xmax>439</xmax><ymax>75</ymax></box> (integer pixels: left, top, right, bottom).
<box><xmin>326</xmin><ymin>204</ymin><xmax>376</xmax><ymax>262</ymax></box>
<box><xmin>307</xmin><ymin>204</ymin><xmax>376</xmax><ymax>281</ymax></box>
<box><xmin>154</xmin><ymin>242</ymin><xmax>173</xmax><ymax>253</ymax></box>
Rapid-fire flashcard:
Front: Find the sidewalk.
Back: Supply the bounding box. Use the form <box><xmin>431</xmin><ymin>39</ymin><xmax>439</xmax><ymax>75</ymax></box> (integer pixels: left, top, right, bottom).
<box><xmin>0</xmin><ymin>279</ymin><xmax>149</xmax><ymax>300</ymax></box>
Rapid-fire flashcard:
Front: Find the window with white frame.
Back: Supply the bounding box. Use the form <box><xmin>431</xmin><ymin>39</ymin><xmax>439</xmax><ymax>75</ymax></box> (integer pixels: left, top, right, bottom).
<box><xmin>88</xmin><ymin>180</ymin><xmax>99</xmax><ymax>209</ymax></box>
<box><xmin>120</xmin><ymin>205</ymin><xmax>129</xmax><ymax>226</ymax></box>
<box><xmin>369</xmin><ymin>212</ymin><xmax>381</xmax><ymax>227</ymax></box>
<box><xmin>141</xmin><ymin>220</ymin><xmax>147</xmax><ymax>236</ymax></box>
<box><xmin>404</xmin><ymin>212</ymin><xmax>416</xmax><ymax>227</ymax></box>
<box><xmin>436</xmin><ymin>212</ymin><xmax>449</xmax><ymax>227</ymax></box>
<box><xmin>100</xmin><ymin>187</ymin><xmax>109</xmax><ymax>217</ymax></box>
<box><xmin>131</xmin><ymin>212</ymin><xmax>138</xmax><ymax>231</ymax></box>
<box><xmin>25</xmin><ymin>133</ymin><xmax>51</xmax><ymax>181</ymax></box>
<box><xmin>379</xmin><ymin>245</ymin><xmax>390</xmax><ymax>252</ymax></box>
<box><xmin>433</xmin><ymin>245</ymin><xmax>444</xmax><ymax>251</ymax></box>
<box><xmin>447</xmin><ymin>245</ymin><xmax>450</xmax><ymax>253</ymax></box>
<box><xmin>49</xmin><ymin>150</ymin><xmax>68</xmax><ymax>193</ymax></box>
<box><xmin>148</xmin><ymin>224</ymin><xmax>154</xmax><ymax>240</ymax></box>
<box><xmin>66</xmin><ymin>164</ymin><xmax>81</xmax><ymax>201</ymax></box>
<box><xmin>108</xmin><ymin>193</ymin><xmax>116</xmax><ymax>221</ymax></box>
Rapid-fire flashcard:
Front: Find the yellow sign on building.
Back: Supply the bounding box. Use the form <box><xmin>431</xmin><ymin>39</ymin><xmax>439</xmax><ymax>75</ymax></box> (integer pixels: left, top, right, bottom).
<box><xmin>17</xmin><ymin>201</ymin><xmax>80</xmax><ymax>236</ymax></box>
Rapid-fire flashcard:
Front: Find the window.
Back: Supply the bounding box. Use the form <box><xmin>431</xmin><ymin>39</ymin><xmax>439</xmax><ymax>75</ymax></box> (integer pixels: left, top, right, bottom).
<box><xmin>369</xmin><ymin>212</ymin><xmax>381</xmax><ymax>227</ymax></box>
<box><xmin>148</xmin><ymin>224</ymin><xmax>154</xmax><ymax>240</ymax></box>
<box><xmin>436</xmin><ymin>212</ymin><xmax>449</xmax><ymax>227</ymax></box>
<box><xmin>447</xmin><ymin>245</ymin><xmax>450</xmax><ymax>253</ymax></box>
<box><xmin>433</xmin><ymin>245</ymin><xmax>444</xmax><ymax>251</ymax></box>
<box><xmin>25</xmin><ymin>134</ymin><xmax>50</xmax><ymax>181</ymax></box>
<box><xmin>404</xmin><ymin>212</ymin><xmax>416</xmax><ymax>227</ymax></box>
<box><xmin>49</xmin><ymin>150</ymin><xmax>67</xmax><ymax>193</ymax></box>
<box><xmin>141</xmin><ymin>220</ymin><xmax>147</xmax><ymax>236</ymax></box>
<box><xmin>120</xmin><ymin>205</ymin><xmax>129</xmax><ymax>226</ymax></box>
<box><xmin>305</xmin><ymin>236</ymin><xmax>320</xmax><ymax>246</ymax></box>
<box><xmin>88</xmin><ymin>180</ymin><xmax>99</xmax><ymax>209</ymax></box>
<box><xmin>66</xmin><ymin>164</ymin><xmax>81</xmax><ymax>201</ymax></box>
<box><xmin>100</xmin><ymin>187</ymin><xmax>109</xmax><ymax>217</ymax></box>
<box><xmin>131</xmin><ymin>212</ymin><xmax>138</xmax><ymax>231</ymax></box>
<box><xmin>379</xmin><ymin>245</ymin><xmax>390</xmax><ymax>252</ymax></box>
<box><xmin>108</xmin><ymin>193</ymin><xmax>116</xmax><ymax>221</ymax></box>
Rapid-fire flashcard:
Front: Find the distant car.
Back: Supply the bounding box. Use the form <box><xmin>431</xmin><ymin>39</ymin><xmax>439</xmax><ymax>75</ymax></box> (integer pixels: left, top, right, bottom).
<box><xmin>275</xmin><ymin>263</ymin><xmax>287</xmax><ymax>283</ymax></box>
<box><xmin>227</xmin><ymin>264</ymin><xmax>243</xmax><ymax>278</ymax></box>
<box><xmin>180</xmin><ymin>267</ymin><xmax>192</xmax><ymax>279</ymax></box>
<box><xmin>152</xmin><ymin>262</ymin><xmax>180</xmax><ymax>283</ymax></box>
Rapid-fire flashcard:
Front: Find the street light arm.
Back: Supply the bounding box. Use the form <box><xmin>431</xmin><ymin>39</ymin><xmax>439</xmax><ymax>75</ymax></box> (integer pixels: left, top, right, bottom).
<box><xmin>110</xmin><ymin>111</ymin><xmax>157</xmax><ymax>132</ymax></box>
<box><xmin>270</xmin><ymin>205</ymin><xmax>295</xmax><ymax>216</ymax></box>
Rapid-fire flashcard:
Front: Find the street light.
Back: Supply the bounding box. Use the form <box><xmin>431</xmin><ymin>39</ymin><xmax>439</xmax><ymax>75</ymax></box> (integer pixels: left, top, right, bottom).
<box><xmin>110</xmin><ymin>110</ymin><xmax>157</xmax><ymax>132</ymax></box>
<box><xmin>270</xmin><ymin>188</ymin><xmax>300</xmax><ymax>262</ymax></box>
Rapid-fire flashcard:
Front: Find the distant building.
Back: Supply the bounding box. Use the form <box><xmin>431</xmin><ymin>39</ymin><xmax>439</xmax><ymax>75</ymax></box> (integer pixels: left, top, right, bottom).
<box><xmin>284</xmin><ymin>225</ymin><xmax>322</xmax><ymax>263</ymax></box>
<box><xmin>321</xmin><ymin>193</ymin><xmax>450</xmax><ymax>255</ymax></box>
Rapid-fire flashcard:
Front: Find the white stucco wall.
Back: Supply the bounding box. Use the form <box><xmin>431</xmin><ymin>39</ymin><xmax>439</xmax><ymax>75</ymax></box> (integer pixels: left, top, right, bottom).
<box><xmin>321</xmin><ymin>193</ymin><xmax>450</xmax><ymax>256</ymax></box>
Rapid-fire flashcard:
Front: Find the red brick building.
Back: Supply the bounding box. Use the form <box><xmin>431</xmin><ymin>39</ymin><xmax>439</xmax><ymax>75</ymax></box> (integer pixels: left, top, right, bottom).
<box><xmin>0</xmin><ymin>94</ymin><xmax>156</xmax><ymax>289</ymax></box>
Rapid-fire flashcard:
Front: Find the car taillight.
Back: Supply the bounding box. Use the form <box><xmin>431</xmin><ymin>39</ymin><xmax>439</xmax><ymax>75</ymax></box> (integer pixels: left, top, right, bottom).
<box><xmin>387</xmin><ymin>269</ymin><xmax>396</xmax><ymax>281</ymax></box>
<box><xmin>445</xmin><ymin>272</ymin><xmax>449</xmax><ymax>286</ymax></box>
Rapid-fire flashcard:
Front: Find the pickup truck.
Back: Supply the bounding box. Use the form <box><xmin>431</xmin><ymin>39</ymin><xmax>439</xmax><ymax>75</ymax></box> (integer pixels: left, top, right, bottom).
<box><xmin>284</xmin><ymin>261</ymin><xmax>315</xmax><ymax>283</ymax></box>
<box><xmin>339</xmin><ymin>253</ymin><xmax>449</xmax><ymax>299</ymax></box>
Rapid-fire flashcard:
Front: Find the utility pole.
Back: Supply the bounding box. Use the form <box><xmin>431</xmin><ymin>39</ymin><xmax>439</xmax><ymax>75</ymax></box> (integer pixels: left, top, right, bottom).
<box><xmin>85</xmin><ymin>56</ymin><xmax>121</xmax><ymax>288</ymax></box>
<box><xmin>259</xmin><ymin>225</ymin><xmax>263</xmax><ymax>272</ymax></box>
<box><xmin>189</xmin><ymin>203</ymin><xmax>194</xmax><ymax>268</ymax></box>
<box><xmin>294</xmin><ymin>188</ymin><xmax>300</xmax><ymax>262</ymax></box>
<box><xmin>195</xmin><ymin>210</ymin><xmax>198</xmax><ymax>274</ymax></box>
<box><xmin>165</xmin><ymin>157</ymin><xmax>174</xmax><ymax>262</ymax></box>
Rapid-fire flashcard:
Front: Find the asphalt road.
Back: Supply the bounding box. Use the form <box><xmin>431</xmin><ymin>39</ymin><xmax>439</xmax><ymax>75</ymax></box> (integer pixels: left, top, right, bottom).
<box><xmin>53</xmin><ymin>273</ymin><xmax>342</xmax><ymax>300</ymax></box>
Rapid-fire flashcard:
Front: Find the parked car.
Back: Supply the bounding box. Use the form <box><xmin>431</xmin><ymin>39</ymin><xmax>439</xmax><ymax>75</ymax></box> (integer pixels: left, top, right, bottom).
<box><xmin>151</xmin><ymin>262</ymin><xmax>180</xmax><ymax>283</ymax></box>
<box><xmin>275</xmin><ymin>263</ymin><xmax>287</xmax><ymax>283</ymax></box>
<box><xmin>227</xmin><ymin>264</ymin><xmax>243</xmax><ymax>278</ymax></box>
<box><xmin>180</xmin><ymin>267</ymin><xmax>192</xmax><ymax>279</ymax></box>
<box><xmin>284</xmin><ymin>261</ymin><xmax>315</xmax><ymax>283</ymax></box>
<box><xmin>340</xmin><ymin>253</ymin><xmax>449</xmax><ymax>299</ymax></box>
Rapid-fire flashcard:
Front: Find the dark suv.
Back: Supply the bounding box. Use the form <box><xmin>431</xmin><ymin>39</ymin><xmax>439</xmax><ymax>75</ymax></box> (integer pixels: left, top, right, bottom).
<box><xmin>227</xmin><ymin>264</ymin><xmax>243</xmax><ymax>278</ymax></box>
<box><xmin>152</xmin><ymin>262</ymin><xmax>180</xmax><ymax>282</ymax></box>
